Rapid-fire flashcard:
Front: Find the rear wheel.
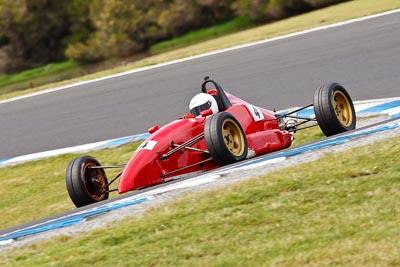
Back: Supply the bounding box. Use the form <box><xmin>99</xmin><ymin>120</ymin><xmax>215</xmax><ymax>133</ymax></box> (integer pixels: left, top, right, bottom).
<box><xmin>313</xmin><ymin>82</ymin><xmax>356</xmax><ymax>136</ymax></box>
<box><xmin>66</xmin><ymin>155</ymin><xmax>109</xmax><ymax>208</ymax></box>
<box><xmin>204</xmin><ymin>112</ymin><xmax>248</xmax><ymax>165</ymax></box>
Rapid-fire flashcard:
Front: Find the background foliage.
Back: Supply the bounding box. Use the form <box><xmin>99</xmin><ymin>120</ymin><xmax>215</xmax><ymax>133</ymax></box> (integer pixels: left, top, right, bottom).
<box><xmin>0</xmin><ymin>0</ymin><xmax>348</xmax><ymax>73</ymax></box>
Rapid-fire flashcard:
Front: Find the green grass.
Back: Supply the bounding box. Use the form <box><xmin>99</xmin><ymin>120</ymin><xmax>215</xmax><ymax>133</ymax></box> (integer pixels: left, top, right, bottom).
<box><xmin>0</xmin><ymin>61</ymin><xmax>83</xmax><ymax>94</ymax></box>
<box><xmin>0</xmin><ymin>61</ymin><xmax>78</xmax><ymax>87</ymax></box>
<box><xmin>150</xmin><ymin>17</ymin><xmax>254</xmax><ymax>54</ymax></box>
<box><xmin>1</xmin><ymin>136</ymin><xmax>399</xmax><ymax>266</ymax></box>
<box><xmin>1</xmin><ymin>0</ymin><xmax>400</xmax><ymax>101</ymax></box>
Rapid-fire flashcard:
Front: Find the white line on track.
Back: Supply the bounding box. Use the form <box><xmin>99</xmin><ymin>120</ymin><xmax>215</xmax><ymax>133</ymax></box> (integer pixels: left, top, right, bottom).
<box><xmin>1</xmin><ymin>8</ymin><xmax>400</xmax><ymax>105</ymax></box>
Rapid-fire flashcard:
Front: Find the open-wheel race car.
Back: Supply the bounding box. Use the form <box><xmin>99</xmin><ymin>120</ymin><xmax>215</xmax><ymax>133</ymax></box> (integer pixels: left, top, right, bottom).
<box><xmin>66</xmin><ymin>76</ymin><xmax>356</xmax><ymax>207</ymax></box>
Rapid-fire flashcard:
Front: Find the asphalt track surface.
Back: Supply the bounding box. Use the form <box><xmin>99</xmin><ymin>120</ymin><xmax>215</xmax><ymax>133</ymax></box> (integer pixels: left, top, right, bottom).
<box><xmin>1</xmin><ymin>10</ymin><xmax>400</xmax><ymax>159</ymax></box>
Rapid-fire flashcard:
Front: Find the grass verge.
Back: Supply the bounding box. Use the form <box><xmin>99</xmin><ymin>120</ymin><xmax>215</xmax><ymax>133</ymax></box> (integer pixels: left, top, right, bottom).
<box><xmin>1</xmin><ymin>135</ymin><xmax>399</xmax><ymax>266</ymax></box>
<box><xmin>0</xmin><ymin>61</ymin><xmax>83</xmax><ymax>94</ymax></box>
<box><xmin>149</xmin><ymin>17</ymin><xmax>254</xmax><ymax>54</ymax></box>
<box><xmin>1</xmin><ymin>0</ymin><xmax>399</xmax><ymax>101</ymax></box>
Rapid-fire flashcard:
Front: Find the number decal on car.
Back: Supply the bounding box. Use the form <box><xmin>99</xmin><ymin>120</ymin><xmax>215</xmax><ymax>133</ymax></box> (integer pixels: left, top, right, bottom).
<box><xmin>246</xmin><ymin>105</ymin><xmax>264</xmax><ymax>122</ymax></box>
<box><xmin>137</xmin><ymin>140</ymin><xmax>158</xmax><ymax>151</ymax></box>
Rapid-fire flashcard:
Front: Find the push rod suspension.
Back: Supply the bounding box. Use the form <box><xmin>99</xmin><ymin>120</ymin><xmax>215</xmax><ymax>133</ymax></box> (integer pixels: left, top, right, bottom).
<box><xmin>160</xmin><ymin>133</ymin><xmax>205</xmax><ymax>160</ymax></box>
<box><xmin>285</xmin><ymin>114</ymin><xmax>317</xmax><ymax>122</ymax></box>
<box><xmin>105</xmin><ymin>171</ymin><xmax>123</xmax><ymax>188</ymax></box>
<box><xmin>172</xmin><ymin>144</ymin><xmax>209</xmax><ymax>154</ymax></box>
<box><xmin>276</xmin><ymin>104</ymin><xmax>313</xmax><ymax>118</ymax></box>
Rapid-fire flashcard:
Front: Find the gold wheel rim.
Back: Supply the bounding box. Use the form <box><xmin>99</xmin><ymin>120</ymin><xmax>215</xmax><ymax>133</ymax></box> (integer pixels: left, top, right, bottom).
<box><xmin>332</xmin><ymin>90</ymin><xmax>353</xmax><ymax>127</ymax></box>
<box><xmin>221</xmin><ymin>118</ymin><xmax>245</xmax><ymax>156</ymax></box>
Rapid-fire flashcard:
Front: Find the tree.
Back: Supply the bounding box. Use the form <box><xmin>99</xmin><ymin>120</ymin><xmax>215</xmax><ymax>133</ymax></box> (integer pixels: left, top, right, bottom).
<box><xmin>65</xmin><ymin>0</ymin><xmax>234</xmax><ymax>63</ymax></box>
<box><xmin>0</xmin><ymin>0</ymin><xmax>349</xmax><ymax>72</ymax></box>
<box><xmin>0</xmin><ymin>0</ymin><xmax>92</xmax><ymax>73</ymax></box>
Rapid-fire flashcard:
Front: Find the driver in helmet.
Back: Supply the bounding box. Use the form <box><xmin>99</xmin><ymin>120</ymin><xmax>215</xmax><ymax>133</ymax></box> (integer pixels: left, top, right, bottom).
<box><xmin>188</xmin><ymin>93</ymin><xmax>219</xmax><ymax>118</ymax></box>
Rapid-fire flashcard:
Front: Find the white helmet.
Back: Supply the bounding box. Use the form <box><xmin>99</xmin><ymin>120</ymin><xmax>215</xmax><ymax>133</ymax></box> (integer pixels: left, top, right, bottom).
<box><xmin>189</xmin><ymin>93</ymin><xmax>218</xmax><ymax>117</ymax></box>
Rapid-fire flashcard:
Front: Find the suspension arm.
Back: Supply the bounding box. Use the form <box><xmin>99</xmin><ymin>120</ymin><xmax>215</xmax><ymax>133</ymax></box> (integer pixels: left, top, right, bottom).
<box><xmin>160</xmin><ymin>133</ymin><xmax>205</xmax><ymax>160</ymax></box>
<box><xmin>172</xmin><ymin>143</ymin><xmax>209</xmax><ymax>154</ymax></box>
<box><xmin>275</xmin><ymin>103</ymin><xmax>313</xmax><ymax>118</ymax></box>
<box><xmin>285</xmin><ymin>114</ymin><xmax>317</xmax><ymax>122</ymax></box>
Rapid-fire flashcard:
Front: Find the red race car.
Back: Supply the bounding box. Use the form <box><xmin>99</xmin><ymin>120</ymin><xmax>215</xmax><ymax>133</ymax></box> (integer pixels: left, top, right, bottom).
<box><xmin>66</xmin><ymin>77</ymin><xmax>356</xmax><ymax>207</ymax></box>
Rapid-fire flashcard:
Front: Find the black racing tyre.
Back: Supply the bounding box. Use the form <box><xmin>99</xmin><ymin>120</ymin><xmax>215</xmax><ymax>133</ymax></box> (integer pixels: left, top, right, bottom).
<box><xmin>313</xmin><ymin>82</ymin><xmax>356</xmax><ymax>137</ymax></box>
<box><xmin>204</xmin><ymin>112</ymin><xmax>248</xmax><ymax>165</ymax></box>
<box><xmin>66</xmin><ymin>155</ymin><xmax>109</xmax><ymax>208</ymax></box>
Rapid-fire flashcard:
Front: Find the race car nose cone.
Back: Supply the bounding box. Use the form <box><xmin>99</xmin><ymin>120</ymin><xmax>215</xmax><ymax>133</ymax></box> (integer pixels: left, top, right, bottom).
<box><xmin>118</xmin><ymin>149</ymin><xmax>163</xmax><ymax>194</ymax></box>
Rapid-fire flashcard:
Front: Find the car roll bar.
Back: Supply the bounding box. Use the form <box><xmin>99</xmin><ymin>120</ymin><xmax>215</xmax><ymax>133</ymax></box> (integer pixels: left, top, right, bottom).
<box><xmin>201</xmin><ymin>76</ymin><xmax>232</xmax><ymax>110</ymax></box>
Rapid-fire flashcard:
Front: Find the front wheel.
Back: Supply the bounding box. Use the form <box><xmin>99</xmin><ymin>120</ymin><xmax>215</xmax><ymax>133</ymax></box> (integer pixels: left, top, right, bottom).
<box><xmin>204</xmin><ymin>112</ymin><xmax>248</xmax><ymax>165</ymax></box>
<box><xmin>66</xmin><ymin>155</ymin><xmax>109</xmax><ymax>208</ymax></box>
<box><xmin>313</xmin><ymin>82</ymin><xmax>356</xmax><ymax>137</ymax></box>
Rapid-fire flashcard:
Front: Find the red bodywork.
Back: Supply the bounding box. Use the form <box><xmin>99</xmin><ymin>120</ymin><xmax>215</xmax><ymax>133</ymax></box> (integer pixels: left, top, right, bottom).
<box><xmin>118</xmin><ymin>91</ymin><xmax>293</xmax><ymax>194</ymax></box>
